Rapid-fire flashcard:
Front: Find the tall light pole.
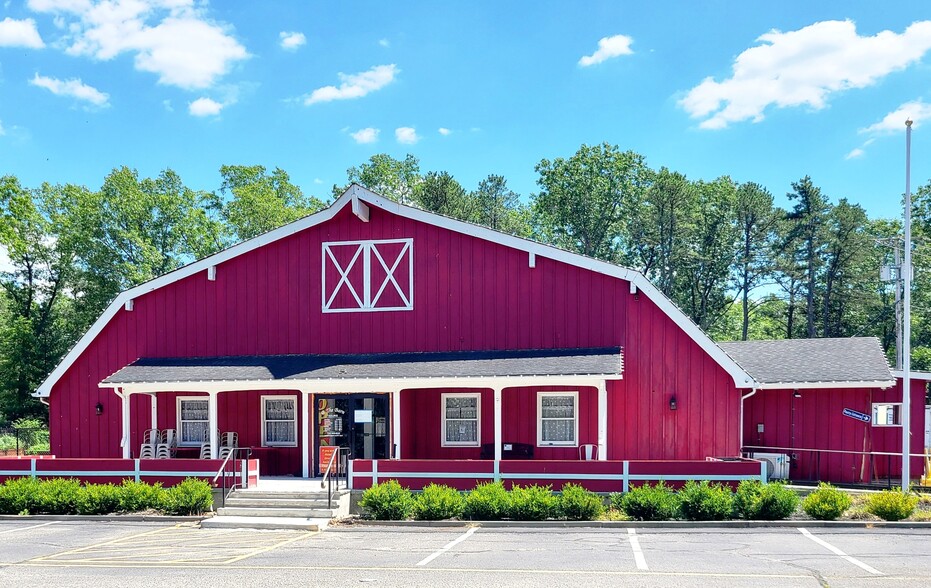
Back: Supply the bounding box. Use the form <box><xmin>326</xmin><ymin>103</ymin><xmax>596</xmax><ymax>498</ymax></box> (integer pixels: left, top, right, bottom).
<box><xmin>902</xmin><ymin>119</ymin><xmax>913</xmax><ymax>490</ymax></box>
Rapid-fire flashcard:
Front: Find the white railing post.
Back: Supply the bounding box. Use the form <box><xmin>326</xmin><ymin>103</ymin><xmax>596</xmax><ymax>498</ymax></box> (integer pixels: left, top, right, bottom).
<box><xmin>597</xmin><ymin>381</ymin><xmax>608</xmax><ymax>460</ymax></box>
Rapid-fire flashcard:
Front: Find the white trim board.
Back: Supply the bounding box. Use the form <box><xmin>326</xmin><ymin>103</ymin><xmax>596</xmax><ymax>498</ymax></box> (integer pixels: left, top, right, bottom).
<box><xmin>36</xmin><ymin>184</ymin><xmax>754</xmax><ymax>398</ymax></box>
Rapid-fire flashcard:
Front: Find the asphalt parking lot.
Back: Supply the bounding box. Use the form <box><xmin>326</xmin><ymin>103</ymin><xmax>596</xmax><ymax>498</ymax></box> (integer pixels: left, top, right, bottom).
<box><xmin>0</xmin><ymin>520</ymin><xmax>929</xmax><ymax>587</ymax></box>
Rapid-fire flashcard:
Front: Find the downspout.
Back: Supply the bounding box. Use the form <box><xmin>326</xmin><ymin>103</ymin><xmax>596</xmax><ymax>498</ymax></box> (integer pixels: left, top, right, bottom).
<box><xmin>739</xmin><ymin>385</ymin><xmax>759</xmax><ymax>455</ymax></box>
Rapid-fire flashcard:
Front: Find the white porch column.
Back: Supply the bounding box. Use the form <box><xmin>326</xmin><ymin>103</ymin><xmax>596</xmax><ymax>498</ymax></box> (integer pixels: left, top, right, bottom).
<box><xmin>597</xmin><ymin>381</ymin><xmax>608</xmax><ymax>461</ymax></box>
<box><xmin>392</xmin><ymin>390</ymin><xmax>402</xmax><ymax>459</ymax></box>
<box><xmin>118</xmin><ymin>389</ymin><xmax>131</xmax><ymax>459</ymax></box>
<box><xmin>301</xmin><ymin>390</ymin><xmax>311</xmax><ymax>478</ymax></box>
<box><xmin>208</xmin><ymin>392</ymin><xmax>219</xmax><ymax>459</ymax></box>
<box><xmin>493</xmin><ymin>387</ymin><xmax>503</xmax><ymax>461</ymax></box>
<box><xmin>149</xmin><ymin>394</ymin><xmax>158</xmax><ymax>430</ymax></box>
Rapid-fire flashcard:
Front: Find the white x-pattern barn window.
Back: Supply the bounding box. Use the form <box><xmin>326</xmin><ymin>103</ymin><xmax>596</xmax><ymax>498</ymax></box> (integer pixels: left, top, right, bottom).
<box><xmin>442</xmin><ymin>393</ymin><xmax>480</xmax><ymax>447</ymax></box>
<box><xmin>322</xmin><ymin>238</ymin><xmax>413</xmax><ymax>313</ymax></box>
<box><xmin>537</xmin><ymin>391</ymin><xmax>578</xmax><ymax>446</ymax></box>
<box><xmin>262</xmin><ymin>396</ymin><xmax>297</xmax><ymax>447</ymax></box>
<box><xmin>177</xmin><ymin>397</ymin><xmax>209</xmax><ymax>446</ymax></box>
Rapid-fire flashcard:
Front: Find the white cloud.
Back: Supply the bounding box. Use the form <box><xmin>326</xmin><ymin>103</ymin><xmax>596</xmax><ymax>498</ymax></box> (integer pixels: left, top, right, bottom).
<box><xmin>395</xmin><ymin>126</ymin><xmax>419</xmax><ymax>144</ymax></box>
<box><xmin>680</xmin><ymin>20</ymin><xmax>931</xmax><ymax>130</ymax></box>
<box><xmin>304</xmin><ymin>64</ymin><xmax>398</xmax><ymax>105</ymax></box>
<box><xmin>438</xmin><ymin>127</ymin><xmax>451</xmax><ymax>136</ymax></box>
<box><xmin>28</xmin><ymin>0</ymin><xmax>248</xmax><ymax>90</ymax></box>
<box><xmin>188</xmin><ymin>96</ymin><xmax>223</xmax><ymax>116</ymax></box>
<box><xmin>350</xmin><ymin>127</ymin><xmax>379</xmax><ymax>144</ymax></box>
<box><xmin>162</xmin><ymin>98</ymin><xmax>173</xmax><ymax>112</ymax></box>
<box><xmin>0</xmin><ymin>17</ymin><xmax>45</xmax><ymax>48</ymax></box>
<box><xmin>379</xmin><ymin>38</ymin><xmax>389</xmax><ymax>47</ymax></box>
<box><xmin>279</xmin><ymin>31</ymin><xmax>305</xmax><ymax>51</ymax></box>
<box><xmin>860</xmin><ymin>100</ymin><xmax>931</xmax><ymax>134</ymax></box>
<box><xmin>578</xmin><ymin>34</ymin><xmax>634</xmax><ymax>67</ymax></box>
<box><xmin>30</xmin><ymin>72</ymin><xmax>109</xmax><ymax>106</ymax></box>
<box><xmin>313</xmin><ymin>178</ymin><xmax>323</xmax><ymax>184</ymax></box>
<box><xmin>845</xmin><ymin>148</ymin><xmax>865</xmax><ymax>160</ymax></box>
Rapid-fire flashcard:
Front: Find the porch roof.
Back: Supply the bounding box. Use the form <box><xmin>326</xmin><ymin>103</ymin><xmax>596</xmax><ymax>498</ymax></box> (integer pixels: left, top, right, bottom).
<box><xmin>101</xmin><ymin>347</ymin><xmax>623</xmax><ymax>386</ymax></box>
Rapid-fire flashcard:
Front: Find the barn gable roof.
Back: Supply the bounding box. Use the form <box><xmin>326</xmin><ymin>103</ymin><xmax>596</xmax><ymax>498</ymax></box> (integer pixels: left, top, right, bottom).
<box><xmin>717</xmin><ymin>337</ymin><xmax>895</xmax><ymax>389</ymax></box>
<box><xmin>35</xmin><ymin>184</ymin><xmax>755</xmax><ymax>397</ymax></box>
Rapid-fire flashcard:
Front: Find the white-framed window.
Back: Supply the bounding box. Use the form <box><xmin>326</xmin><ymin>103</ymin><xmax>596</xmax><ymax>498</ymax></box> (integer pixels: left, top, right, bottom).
<box><xmin>442</xmin><ymin>393</ymin><xmax>481</xmax><ymax>447</ymax></box>
<box><xmin>262</xmin><ymin>395</ymin><xmax>297</xmax><ymax>447</ymax></box>
<box><xmin>537</xmin><ymin>391</ymin><xmax>579</xmax><ymax>447</ymax></box>
<box><xmin>322</xmin><ymin>238</ymin><xmax>414</xmax><ymax>313</ymax></box>
<box><xmin>177</xmin><ymin>397</ymin><xmax>209</xmax><ymax>446</ymax></box>
<box><xmin>872</xmin><ymin>402</ymin><xmax>902</xmax><ymax>427</ymax></box>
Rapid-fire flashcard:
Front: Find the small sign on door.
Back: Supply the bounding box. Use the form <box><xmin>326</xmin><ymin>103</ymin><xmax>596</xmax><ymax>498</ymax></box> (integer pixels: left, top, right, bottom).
<box><xmin>319</xmin><ymin>445</ymin><xmax>338</xmax><ymax>469</ymax></box>
<box><xmin>354</xmin><ymin>409</ymin><xmax>373</xmax><ymax>423</ymax></box>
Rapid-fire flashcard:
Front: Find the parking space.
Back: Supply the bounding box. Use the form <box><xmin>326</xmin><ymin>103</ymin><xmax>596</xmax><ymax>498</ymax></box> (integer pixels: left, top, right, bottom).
<box><xmin>1</xmin><ymin>521</ymin><xmax>929</xmax><ymax>587</ymax></box>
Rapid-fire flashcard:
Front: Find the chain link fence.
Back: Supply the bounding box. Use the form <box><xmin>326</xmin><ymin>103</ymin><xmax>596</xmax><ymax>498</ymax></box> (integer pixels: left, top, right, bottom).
<box><xmin>0</xmin><ymin>426</ymin><xmax>50</xmax><ymax>456</ymax></box>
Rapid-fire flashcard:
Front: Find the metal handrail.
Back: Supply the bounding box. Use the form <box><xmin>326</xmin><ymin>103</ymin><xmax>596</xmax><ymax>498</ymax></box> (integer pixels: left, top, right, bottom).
<box><xmin>212</xmin><ymin>447</ymin><xmax>252</xmax><ymax>508</ymax></box>
<box><xmin>321</xmin><ymin>447</ymin><xmax>347</xmax><ymax>509</ymax></box>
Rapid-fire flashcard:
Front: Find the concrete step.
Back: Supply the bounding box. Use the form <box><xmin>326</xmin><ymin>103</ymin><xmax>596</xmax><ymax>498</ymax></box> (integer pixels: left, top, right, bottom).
<box><xmin>217</xmin><ymin>506</ymin><xmax>338</xmax><ymax>518</ymax></box>
<box><xmin>229</xmin><ymin>490</ymin><xmax>349</xmax><ymax>501</ymax></box>
<box><xmin>224</xmin><ymin>497</ymin><xmax>334</xmax><ymax>509</ymax></box>
<box><xmin>201</xmin><ymin>516</ymin><xmax>328</xmax><ymax>531</ymax></box>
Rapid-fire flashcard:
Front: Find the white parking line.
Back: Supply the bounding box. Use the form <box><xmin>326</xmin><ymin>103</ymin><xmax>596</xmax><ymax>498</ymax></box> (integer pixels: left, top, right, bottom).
<box><xmin>627</xmin><ymin>528</ymin><xmax>648</xmax><ymax>570</ymax></box>
<box><xmin>0</xmin><ymin>521</ymin><xmax>60</xmax><ymax>535</ymax></box>
<box><xmin>797</xmin><ymin>528</ymin><xmax>883</xmax><ymax>575</ymax></box>
<box><xmin>416</xmin><ymin>528</ymin><xmax>477</xmax><ymax>567</ymax></box>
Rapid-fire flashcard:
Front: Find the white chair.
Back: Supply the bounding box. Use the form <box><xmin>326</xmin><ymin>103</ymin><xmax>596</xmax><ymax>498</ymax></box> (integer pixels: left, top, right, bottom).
<box><xmin>579</xmin><ymin>444</ymin><xmax>598</xmax><ymax>460</ymax></box>
<box><xmin>138</xmin><ymin>429</ymin><xmax>158</xmax><ymax>459</ymax></box>
<box><xmin>155</xmin><ymin>428</ymin><xmax>177</xmax><ymax>459</ymax></box>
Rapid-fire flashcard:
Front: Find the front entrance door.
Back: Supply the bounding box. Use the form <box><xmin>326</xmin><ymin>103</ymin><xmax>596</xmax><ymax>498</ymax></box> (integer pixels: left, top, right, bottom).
<box><xmin>315</xmin><ymin>394</ymin><xmax>390</xmax><ymax>476</ymax></box>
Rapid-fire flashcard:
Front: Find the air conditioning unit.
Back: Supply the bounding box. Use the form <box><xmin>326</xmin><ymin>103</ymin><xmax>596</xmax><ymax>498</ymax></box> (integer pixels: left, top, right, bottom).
<box><xmin>748</xmin><ymin>452</ymin><xmax>790</xmax><ymax>481</ymax></box>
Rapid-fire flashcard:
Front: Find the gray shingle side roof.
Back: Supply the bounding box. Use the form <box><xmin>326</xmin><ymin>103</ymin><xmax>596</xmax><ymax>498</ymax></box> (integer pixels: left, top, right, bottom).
<box><xmin>716</xmin><ymin>337</ymin><xmax>893</xmax><ymax>385</ymax></box>
<box><xmin>102</xmin><ymin>347</ymin><xmax>623</xmax><ymax>384</ymax></box>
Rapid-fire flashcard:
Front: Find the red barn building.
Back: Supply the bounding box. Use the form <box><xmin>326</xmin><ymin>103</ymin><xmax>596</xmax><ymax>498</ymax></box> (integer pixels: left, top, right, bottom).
<box><xmin>26</xmin><ymin>185</ymin><xmax>927</xmax><ymax>489</ymax></box>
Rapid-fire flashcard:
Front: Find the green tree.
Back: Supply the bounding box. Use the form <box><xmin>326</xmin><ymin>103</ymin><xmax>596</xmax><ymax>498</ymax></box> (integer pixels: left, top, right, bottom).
<box><xmin>337</xmin><ymin>154</ymin><xmax>421</xmax><ymax>204</ymax></box>
<box><xmin>467</xmin><ymin>174</ymin><xmax>530</xmax><ymax>236</ymax></box>
<box><xmin>413</xmin><ymin>171</ymin><xmax>471</xmax><ymax>219</ymax></box>
<box><xmin>217</xmin><ymin>165</ymin><xmax>324</xmax><ymax>241</ymax></box>
<box><xmin>820</xmin><ymin>199</ymin><xmax>871</xmax><ymax>337</ymax></box>
<box><xmin>782</xmin><ymin>176</ymin><xmax>830</xmax><ymax>338</ymax></box>
<box><xmin>532</xmin><ymin>143</ymin><xmax>652</xmax><ymax>261</ymax></box>
<box><xmin>732</xmin><ymin>182</ymin><xmax>777</xmax><ymax>340</ymax></box>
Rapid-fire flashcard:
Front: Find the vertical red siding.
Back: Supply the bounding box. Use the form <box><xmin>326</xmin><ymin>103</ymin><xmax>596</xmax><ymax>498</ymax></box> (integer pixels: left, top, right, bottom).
<box><xmin>50</xmin><ymin>203</ymin><xmax>743</xmax><ymax>468</ymax></box>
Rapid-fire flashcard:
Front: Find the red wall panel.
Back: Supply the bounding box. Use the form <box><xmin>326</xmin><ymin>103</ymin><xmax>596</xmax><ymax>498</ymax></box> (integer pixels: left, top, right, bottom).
<box><xmin>50</xmin><ymin>203</ymin><xmax>743</xmax><ymax>468</ymax></box>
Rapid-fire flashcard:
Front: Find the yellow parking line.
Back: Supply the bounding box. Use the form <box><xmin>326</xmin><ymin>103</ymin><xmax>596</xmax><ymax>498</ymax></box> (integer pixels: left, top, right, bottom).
<box><xmin>223</xmin><ymin>530</ymin><xmax>321</xmax><ymax>564</ymax></box>
<box><xmin>29</xmin><ymin>525</ymin><xmax>181</xmax><ymax>562</ymax></box>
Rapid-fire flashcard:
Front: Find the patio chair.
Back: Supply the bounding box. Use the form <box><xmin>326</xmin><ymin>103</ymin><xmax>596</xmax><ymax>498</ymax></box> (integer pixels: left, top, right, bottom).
<box><xmin>579</xmin><ymin>444</ymin><xmax>598</xmax><ymax>460</ymax></box>
<box><xmin>218</xmin><ymin>432</ymin><xmax>238</xmax><ymax>460</ymax></box>
<box><xmin>155</xmin><ymin>428</ymin><xmax>177</xmax><ymax>459</ymax></box>
<box><xmin>138</xmin><ymin>428</ymin><xmax>159</xmax><ymax>459</ymax></box>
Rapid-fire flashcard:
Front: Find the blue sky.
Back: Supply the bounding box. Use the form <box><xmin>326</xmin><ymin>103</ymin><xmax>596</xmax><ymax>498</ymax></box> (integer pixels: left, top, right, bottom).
<box><xmin>1</xmin><ymin>1</ymin><xmax>930</xmax><ymax>219</ymax></box>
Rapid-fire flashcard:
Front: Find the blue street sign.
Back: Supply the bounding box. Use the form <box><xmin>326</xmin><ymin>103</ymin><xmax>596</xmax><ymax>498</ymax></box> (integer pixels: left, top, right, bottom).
<box><xmin>842</xmin><ymin>408</ymin><xmax>871</xmax><ymax>423</ymax></box>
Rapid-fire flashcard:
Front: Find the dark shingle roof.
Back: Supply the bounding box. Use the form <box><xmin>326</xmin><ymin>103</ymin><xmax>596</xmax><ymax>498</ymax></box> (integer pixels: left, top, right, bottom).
<box><xmin>717</xmin><ymin>337</ymin><xmax>893</xmax><ymax>386</ymax></box>
<box><xmin>102</xmin><ymin>348</ymin><xmax>623</xmax><ymax>384</ymax></box>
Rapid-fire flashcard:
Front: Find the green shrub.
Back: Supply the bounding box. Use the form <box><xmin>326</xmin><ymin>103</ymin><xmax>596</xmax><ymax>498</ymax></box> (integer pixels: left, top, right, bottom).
<box><xmin>413</xmin><ymin>484</ymin><xmax>463</xmax><ymax>520</ymax></box>
<box><xmin>463</xmin><ymin>481</ymin><xmax>510</xmax><ymax>520</ymax></box>
<box><xmin>802</xmin><ymin>483</ymin><xmax>852</xmax><ymax>520</ymax></box>
<box><xmin>159</xmin><ymin>478</ymin><xmax>213</xmax><ymax>515</ymax></box>
<box><xmin>75</xmin><ymin>484</ymin><xmax>122</xmax><ymax>515</ymax></box>
<box><xmin>508</xmin><ymin>484</ymin><xmax>560</xmax><ymax>521</ymax></box>
<box><xmin>559</xmin><ymin>483</ymin><xmax>605</xmax><ymax>521</ymax></box>
<box><xmin>734</xmin><ymin>480</ymin><xmax>798</xmax><ymax>520</ymax></box>
<box><xmin>118</xmin><ymin>480</ymin><xmax>164</xmax><ymax>512</ymax></box>
<box><xmin>0</xmin><ymin>477</ymin><xmax>41</xmax><ymax>514</ymax></box>
<box><xmin>616</xmin><ymin>482</ymin><xmax>680</xmax><ymax>521</ymax></box>
<box><xmin>35</xmin><ymin>478</ymin><xmax>82</xmax><ymax>515</ymax></box>
<box><xmin>677</xmin><ymin>480</ymin><xmax>735</xmax><ymax>521</ymax></box>
<box><xmin>865</xmin><ymin>489</ymin><xmax>918</xmax><ymax>521</ymax></box>
<box><xmin>359</xmin><ymin>480</ymin><xmax>414</xmax><ymax>520</ymax></box>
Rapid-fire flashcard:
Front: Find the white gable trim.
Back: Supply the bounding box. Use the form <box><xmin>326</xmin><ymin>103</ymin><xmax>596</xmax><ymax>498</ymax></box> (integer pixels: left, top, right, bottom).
<box><xmin>35</xmin><ymin>184</ymin><xmax>753</xmax><ymax>398</ymax></box>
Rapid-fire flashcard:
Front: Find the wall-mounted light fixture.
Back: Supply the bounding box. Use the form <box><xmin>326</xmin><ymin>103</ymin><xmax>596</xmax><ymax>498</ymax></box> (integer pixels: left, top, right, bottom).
<box><xmin>669</xmin><ymin>395</ymin><xmax>677</xmax><ymax>411</ymax></box>
<box><xmin>793</xmin><ymin>390</ymin><xmax>802</xmax><ymax>399</ymax></box>
<box><xmin>95</xmin><ymin>402</ymin><xmax>104</xmax><ymax>416</ymax></box>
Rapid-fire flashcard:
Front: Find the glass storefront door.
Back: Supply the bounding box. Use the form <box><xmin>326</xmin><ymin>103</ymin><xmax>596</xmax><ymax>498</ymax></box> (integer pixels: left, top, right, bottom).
<box><xmin>315</xmin><ymin>394</ymin><xmax>389</xmax><ymax>475</ymax></box>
